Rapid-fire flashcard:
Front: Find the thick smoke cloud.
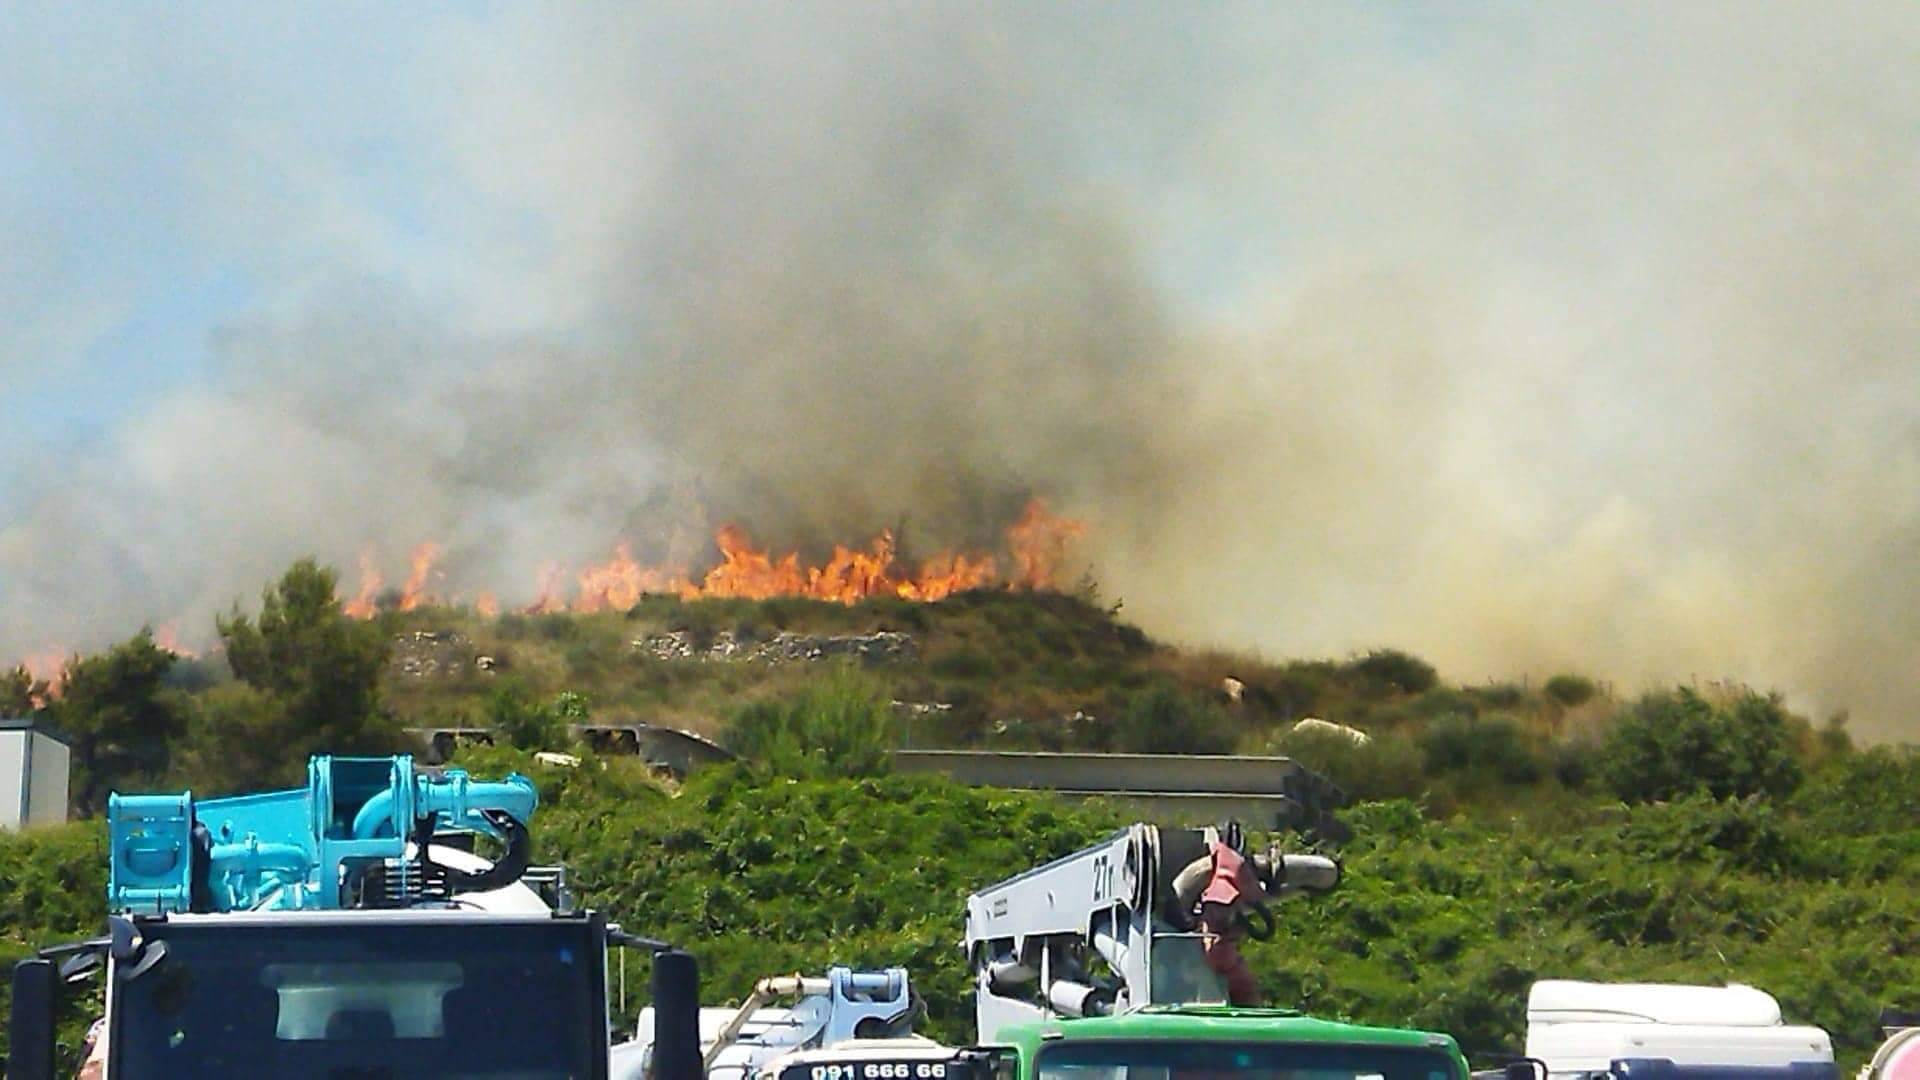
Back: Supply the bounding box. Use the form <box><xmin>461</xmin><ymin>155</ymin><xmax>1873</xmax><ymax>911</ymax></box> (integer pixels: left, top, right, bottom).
<box><xmin>1</xmin><ymin>4</ymin><xmax>1915</xmax><ymax>735</ymax></box>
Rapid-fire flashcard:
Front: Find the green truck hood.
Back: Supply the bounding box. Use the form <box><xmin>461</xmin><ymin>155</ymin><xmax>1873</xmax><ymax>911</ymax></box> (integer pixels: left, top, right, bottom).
<box><xmin>994</xmin><ymin>1006</ymin><xmax>1467</xmax><ymax>1072</ymax></box>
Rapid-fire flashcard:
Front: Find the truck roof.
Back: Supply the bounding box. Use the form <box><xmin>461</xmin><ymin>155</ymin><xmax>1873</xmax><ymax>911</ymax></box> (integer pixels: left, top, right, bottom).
<box><xmin>143</xmin><ymin>909</ymin><xmax>584</xmax><ymax>928</ymax></box>
<box><xmin>1528</xmin><ymin>980</ymin><xmax>1785</xmax><ymax>1027</ymax></box>
<box><xmin>1000</xmin><ymin>1006</ymin><xmax>1462</xmax><ymax>1052</ymax></box>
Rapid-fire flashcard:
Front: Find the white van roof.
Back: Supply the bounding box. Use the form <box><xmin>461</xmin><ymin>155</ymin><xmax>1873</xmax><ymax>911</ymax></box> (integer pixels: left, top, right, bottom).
<box><xmin>1528</xmin><ymin>980</ymin><xmax>1784</xmax><ymax>1027</ymax></box>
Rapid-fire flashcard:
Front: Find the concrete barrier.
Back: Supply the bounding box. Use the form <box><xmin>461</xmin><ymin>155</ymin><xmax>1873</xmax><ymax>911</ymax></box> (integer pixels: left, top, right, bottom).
<box><xmin>891</xmin><ymin>750</ymin><xmax>1349</xmax><ymax>843</ymax></box>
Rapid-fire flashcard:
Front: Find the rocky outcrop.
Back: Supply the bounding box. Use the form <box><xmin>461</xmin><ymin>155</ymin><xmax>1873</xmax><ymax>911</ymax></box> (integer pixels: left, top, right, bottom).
<box><xmin>389</xmin><ymin>630</ymin><xmax>478</xmax><ymax>678</ymax></box>
<box><xmin>634</xmin><ymin>629</ymin><xmax>917</xmax><ymax>664</ymax></box>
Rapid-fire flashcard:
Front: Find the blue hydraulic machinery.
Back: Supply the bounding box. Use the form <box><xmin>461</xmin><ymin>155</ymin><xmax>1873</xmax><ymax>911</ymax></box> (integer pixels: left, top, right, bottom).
<box><xmin>107</xmin><ymin>754</ymin><xmax>538</xmax><ymax>913</ymax></box>
<box><xmin>9</xmin><ymin>753</ymin><xmax>710</xmax><ymax>1080</ymax></box>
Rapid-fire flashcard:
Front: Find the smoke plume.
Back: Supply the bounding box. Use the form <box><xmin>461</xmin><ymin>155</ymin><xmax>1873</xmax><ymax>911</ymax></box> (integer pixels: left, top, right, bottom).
<box><xmin>1</xmin><ymin>4</ymin><xmax>1915</xmax><ymax>735</ymax></box>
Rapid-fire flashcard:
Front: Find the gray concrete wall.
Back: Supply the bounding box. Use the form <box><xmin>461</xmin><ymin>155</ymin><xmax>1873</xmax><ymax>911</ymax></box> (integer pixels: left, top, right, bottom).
<box><xmin>1050</xmin><ymin>790</ymin><xmax>1308</xmax><ymax>831</ymax></box>
<box><xmin>26</xmin><ymin>733</ymin><xmax>68</xmax><ymax>825</ymax></box>
<box><xmin>892</xmin><ymin>750</ymin><xmax>1310</xmax><ymax>796</ymax></box>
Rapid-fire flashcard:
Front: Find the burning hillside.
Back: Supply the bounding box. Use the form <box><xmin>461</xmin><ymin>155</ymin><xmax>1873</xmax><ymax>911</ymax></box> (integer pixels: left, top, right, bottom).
<box><xmin>3</xmin><ymin>502</ymin><xmax>1084</xmax><ymax>691</ymax></box>
<box><xmin>340</xmin><ymin>499</ymin><xmax>1085</xmax><ymax>618</ymax></box>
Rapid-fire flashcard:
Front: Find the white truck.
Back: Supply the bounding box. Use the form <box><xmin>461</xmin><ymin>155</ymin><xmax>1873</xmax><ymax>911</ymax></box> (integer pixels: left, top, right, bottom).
<box><xmin>612</xmin><ymin>967</ymin><xmax>934</xmax><ymax>1080</ymax></box>
<box><xmin>1519</xmin><ymin>980</ymin><xmax>1835</xmax><ymax>1080</ymax></box>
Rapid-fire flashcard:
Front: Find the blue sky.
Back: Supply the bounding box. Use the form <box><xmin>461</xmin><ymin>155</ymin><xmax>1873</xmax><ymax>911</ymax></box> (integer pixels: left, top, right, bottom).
<box><xmin>0</xmin><ymin>5</ymin><xmax>494</xmax><ymax>511</ymax></box>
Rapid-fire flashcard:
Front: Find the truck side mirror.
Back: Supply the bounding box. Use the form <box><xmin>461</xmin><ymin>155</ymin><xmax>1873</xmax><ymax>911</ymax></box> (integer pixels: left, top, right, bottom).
<box><xmin>650</xmin><ymin>949</ymin><xmax>703</xmax><ymax>1080</ymax></box>
<box><xmin>1503</xmin><ymin>1058</ymin><xmax>1550</xmax><ymax>1080</ymax></box>
<box><xmin>9</xmin><ymin>957</ymin><xmax>59</xmax><ymax>1080</ymax></box>
<box><xmin>961</xmin><ymin>1046</ymin><xmax>1018</xmax><ymax>1080</ymax></box>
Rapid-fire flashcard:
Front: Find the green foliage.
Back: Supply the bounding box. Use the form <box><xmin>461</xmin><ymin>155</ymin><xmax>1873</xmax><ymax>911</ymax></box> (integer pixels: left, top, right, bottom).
<box><xmin>0</xmin><ymin>820</ymin><xmax>110</xmax><ymax>1071</ymax></box>
<box><xmin>1815</xmin><ymin>713</ymin><xmax>1854</xmax><ymax>759</ymax></box>
<box><xmin>723</xmin><ymin>668</ymin><xmax>897</xmax><ymax>778</ymax></box>
<box><xmin>523</xmin><ymin>759</ymin><xmax>1124</xmax><ymax>1043</ymax></box>
<box><xmin>2</xmin><ymin>663</ymin><xmax>47</xmax><ymax>717</ymax></box>
<box><xmin>174</xmin><ymin>682</ymin><xmax>293</xmax><ymax>796</ymax></box>
<box><xmin>50</xmin><ymin>630</ymin><xmax>188</xmax><ymax>815</ymax></box>
<box><xmin>1548</xmin><ymin>736</ymin><xmax>1598</xmax><ymax>790</ymax></box>
<box><xmin>1469</xmin><ymin>682</ymin><xmax>1525</xmax><ymax>709</ymax></box>
<box><xmin>1345</xmin><ymin>649</ymin><xmax>1439</xmax><ymax>696</ymax></box>
<box><xmin>216</xmin><ymin>558</ymin><xmax>401</xmax><ymax>780</ymax></box>
<box><xmin>485</xmin><ymin>680</ymin><xmax>579</xmax><ymax>750</ymax></box>
<box><xmin>1598</xmin><ymin>688</ymin><xmax>1802</xmax><ymax>804</ymax></box>
<box><xmin>1790</xmin><ymin>746</ymin><xmax>1920</xmax><ymax>835</ymax></box>
<box><xmin>1249</xmin><ymin>778</ymin><xmax>1920</xmax><ymax>1067</ymax></box>
<box><xmin>1270</xmin><ymin>726</ymin><xmax>1429</xmax><ymax>802</ymax></box>
<box><xmin>1111</xmin><ymin>683</ymin><xmax>1236</xmax><ymax>755</ymax></box>
<box><xmin>1544</xmin><ymin>673</ymin><xmax>1597</xmax><ymax>708</ymax></box>
<box><xmin>1418</xmin><ymin>714</ymin><xmax>1542</xmax><ymax>785</ymax></box>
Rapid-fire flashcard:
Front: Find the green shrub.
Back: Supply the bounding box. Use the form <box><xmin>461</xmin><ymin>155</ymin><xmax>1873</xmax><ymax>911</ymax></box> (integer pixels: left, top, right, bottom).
<box><xmin>723</xmin><ymin>667</ymin><xmax>897</xmax><ymax>778</ymax></box>
<box><xmin>0</xmin><ymin>820</ymin><xmax>111</xmax><ymax>1071</ymax></box>
<box><xmin>1598</xmin><ymin>688</ymin><xmax>1803</xmax><ymax>804</ymax></box>
<box><xmin>1815</xmin><ymin>714</ymin><xmax>1854</xmax><ymax>759</ymax></box>
<box><xmin>51</xmin><ymin>629</ymin><xmax>190</xmax><ymax>814</ymax></box>
<box><xmin>1471</xmin><ymin>682</ymin><xmax>1525</xmax><ymax>709</ymax></box>
<box><xmin>176</xmin><ymin>682</ymin><xmax>296</xmax><ymax>795</ymax></box>
<box><xmin>1791</xmin><ymin>745</ymin><xmax>1920</xmax><ymax>834</ymax></box>
<box><xmin>1544</xmin><ymin>674</ymin><xmax>1597</xmax><ymax>708</ymax></box>
<box><xmin>1417</xmin><ymin>714</ymin><xmax>1542</xmax><ymax>785</ymax></box>
<box><xmin>1268</xmin><ymin>661</ymin><xmax>1337</xmax><ymax>718</ymax></box>
<box><xmin>1345</xmin><ymin>649</ymin><xmax>1439</xmax><ymax>696</ymax></box>
<box><xmin>1412</xmin><ymin>687</ymin><xmax>1481</xmax><ymax>719</ymax></box>
<box><xmin>1271</xmin><ymin>726</ymin><xmax>1428</xmax><ymax>802</ymax></box>
<box><xmin>485</xmin><ymin>681</ymin><xmax>575</xmax><ymax>750</ymax></box>
<box><xmin>1549</xmin><ymin>737</ymin><xmax>1598</xmax><ymax>790</ymax></box>
<box><xmin>929</xmin><ymin>647</ymin><xmax>995</xmax><ymax>681</ymax></box>
<box><xmin>1110</xmin><ymin>684</ymin><xmax>1236</xmax><ymax>755</ymax></box>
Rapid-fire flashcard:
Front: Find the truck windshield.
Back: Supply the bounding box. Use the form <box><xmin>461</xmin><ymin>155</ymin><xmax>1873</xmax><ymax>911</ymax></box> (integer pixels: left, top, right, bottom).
<box><xmin>109</xmin><ymin>919</ymin><xmax>603</xmax><ymax>1079</ymax></box>
<box><xmin>1034</xmin><ymin>1041</ymin><xmax>1458</xmax><ymax>1080</ymax></box>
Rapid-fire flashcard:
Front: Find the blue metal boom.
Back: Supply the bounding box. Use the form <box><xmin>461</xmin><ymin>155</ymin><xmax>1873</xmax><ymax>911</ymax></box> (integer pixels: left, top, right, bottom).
<box><xmin>107</xmin><ymin>754</ymin><xmax>538</xmax><ymax>913</ymax></box>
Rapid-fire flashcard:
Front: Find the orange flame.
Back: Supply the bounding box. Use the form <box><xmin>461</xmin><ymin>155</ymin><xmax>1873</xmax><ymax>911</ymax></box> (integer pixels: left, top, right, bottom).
<box><xmin>1006</xmin><ymin>499</ymin><xmax>1087</xmax><ymax>589</ymax></box>
<box><xmin>898</xmin><ymin>552</ymin><xmax>999</xmax><ymax>601</ymax></box>
<box><xmin>338</xmin><ymin>500</ymin><xmax>1084</xmax><ymax>618</ymax></box>
<box><xmin>575</xmin><ymin>543</ymin><xmax>692</xmax><ymax>613</ymax></box>
<box><xmin>691</xmin><ymin>525</ymin><xmax>813</xmax><ymax>601</ymax></box>
<box><xmin>342</xmin><ymin>549</ymin><xmax>382</xmax><ymax>619</ymax></box>
<box><xmin>521</xmin><ymin>562</ymin><xmax>569</xmax><ymax>615</ymax></box>
<box><xmin>16</xmin><ymin>649</ymin><xmax>69</xmax><ymax>705</ymax></box>
<box><xmin>399</xmin><ymin>542</ymin><xmax>442</xmax><ymax>612</ymax></box>
<box><xmin>558</xmin><ymin>501</ymin><xmax>1083</xmax><ymax>611</ymax></box>
<box><xmin>154</xmin><ymin>623</ymin><xmax>199</xmax><ymax>659</ymax></box>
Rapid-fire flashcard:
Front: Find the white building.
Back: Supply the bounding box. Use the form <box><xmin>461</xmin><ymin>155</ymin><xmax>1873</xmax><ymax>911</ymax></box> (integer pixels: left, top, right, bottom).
<box><xmin>0</xmin><ymin>719</ymin><xmax>70</xmax><ymax>828</ymax></box>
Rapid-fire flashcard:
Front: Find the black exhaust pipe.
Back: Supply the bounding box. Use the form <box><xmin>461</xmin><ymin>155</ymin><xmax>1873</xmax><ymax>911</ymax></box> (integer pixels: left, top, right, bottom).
<box><xmin>650</xmin><ymin>949</ymin><xmax>703</xmax><ymax>1080</ymax></box>
<box><xmin>8</xmin><ymin>958</ymin><xmax>57</xmax><ymax>1080</ymax></box>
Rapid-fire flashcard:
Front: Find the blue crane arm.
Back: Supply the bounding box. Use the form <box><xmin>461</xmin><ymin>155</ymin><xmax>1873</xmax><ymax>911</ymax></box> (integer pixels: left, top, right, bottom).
<box><xmin>107</xmin><ymin>755</ymin><xmax>538</xmax><ymax>913</ymax></box>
